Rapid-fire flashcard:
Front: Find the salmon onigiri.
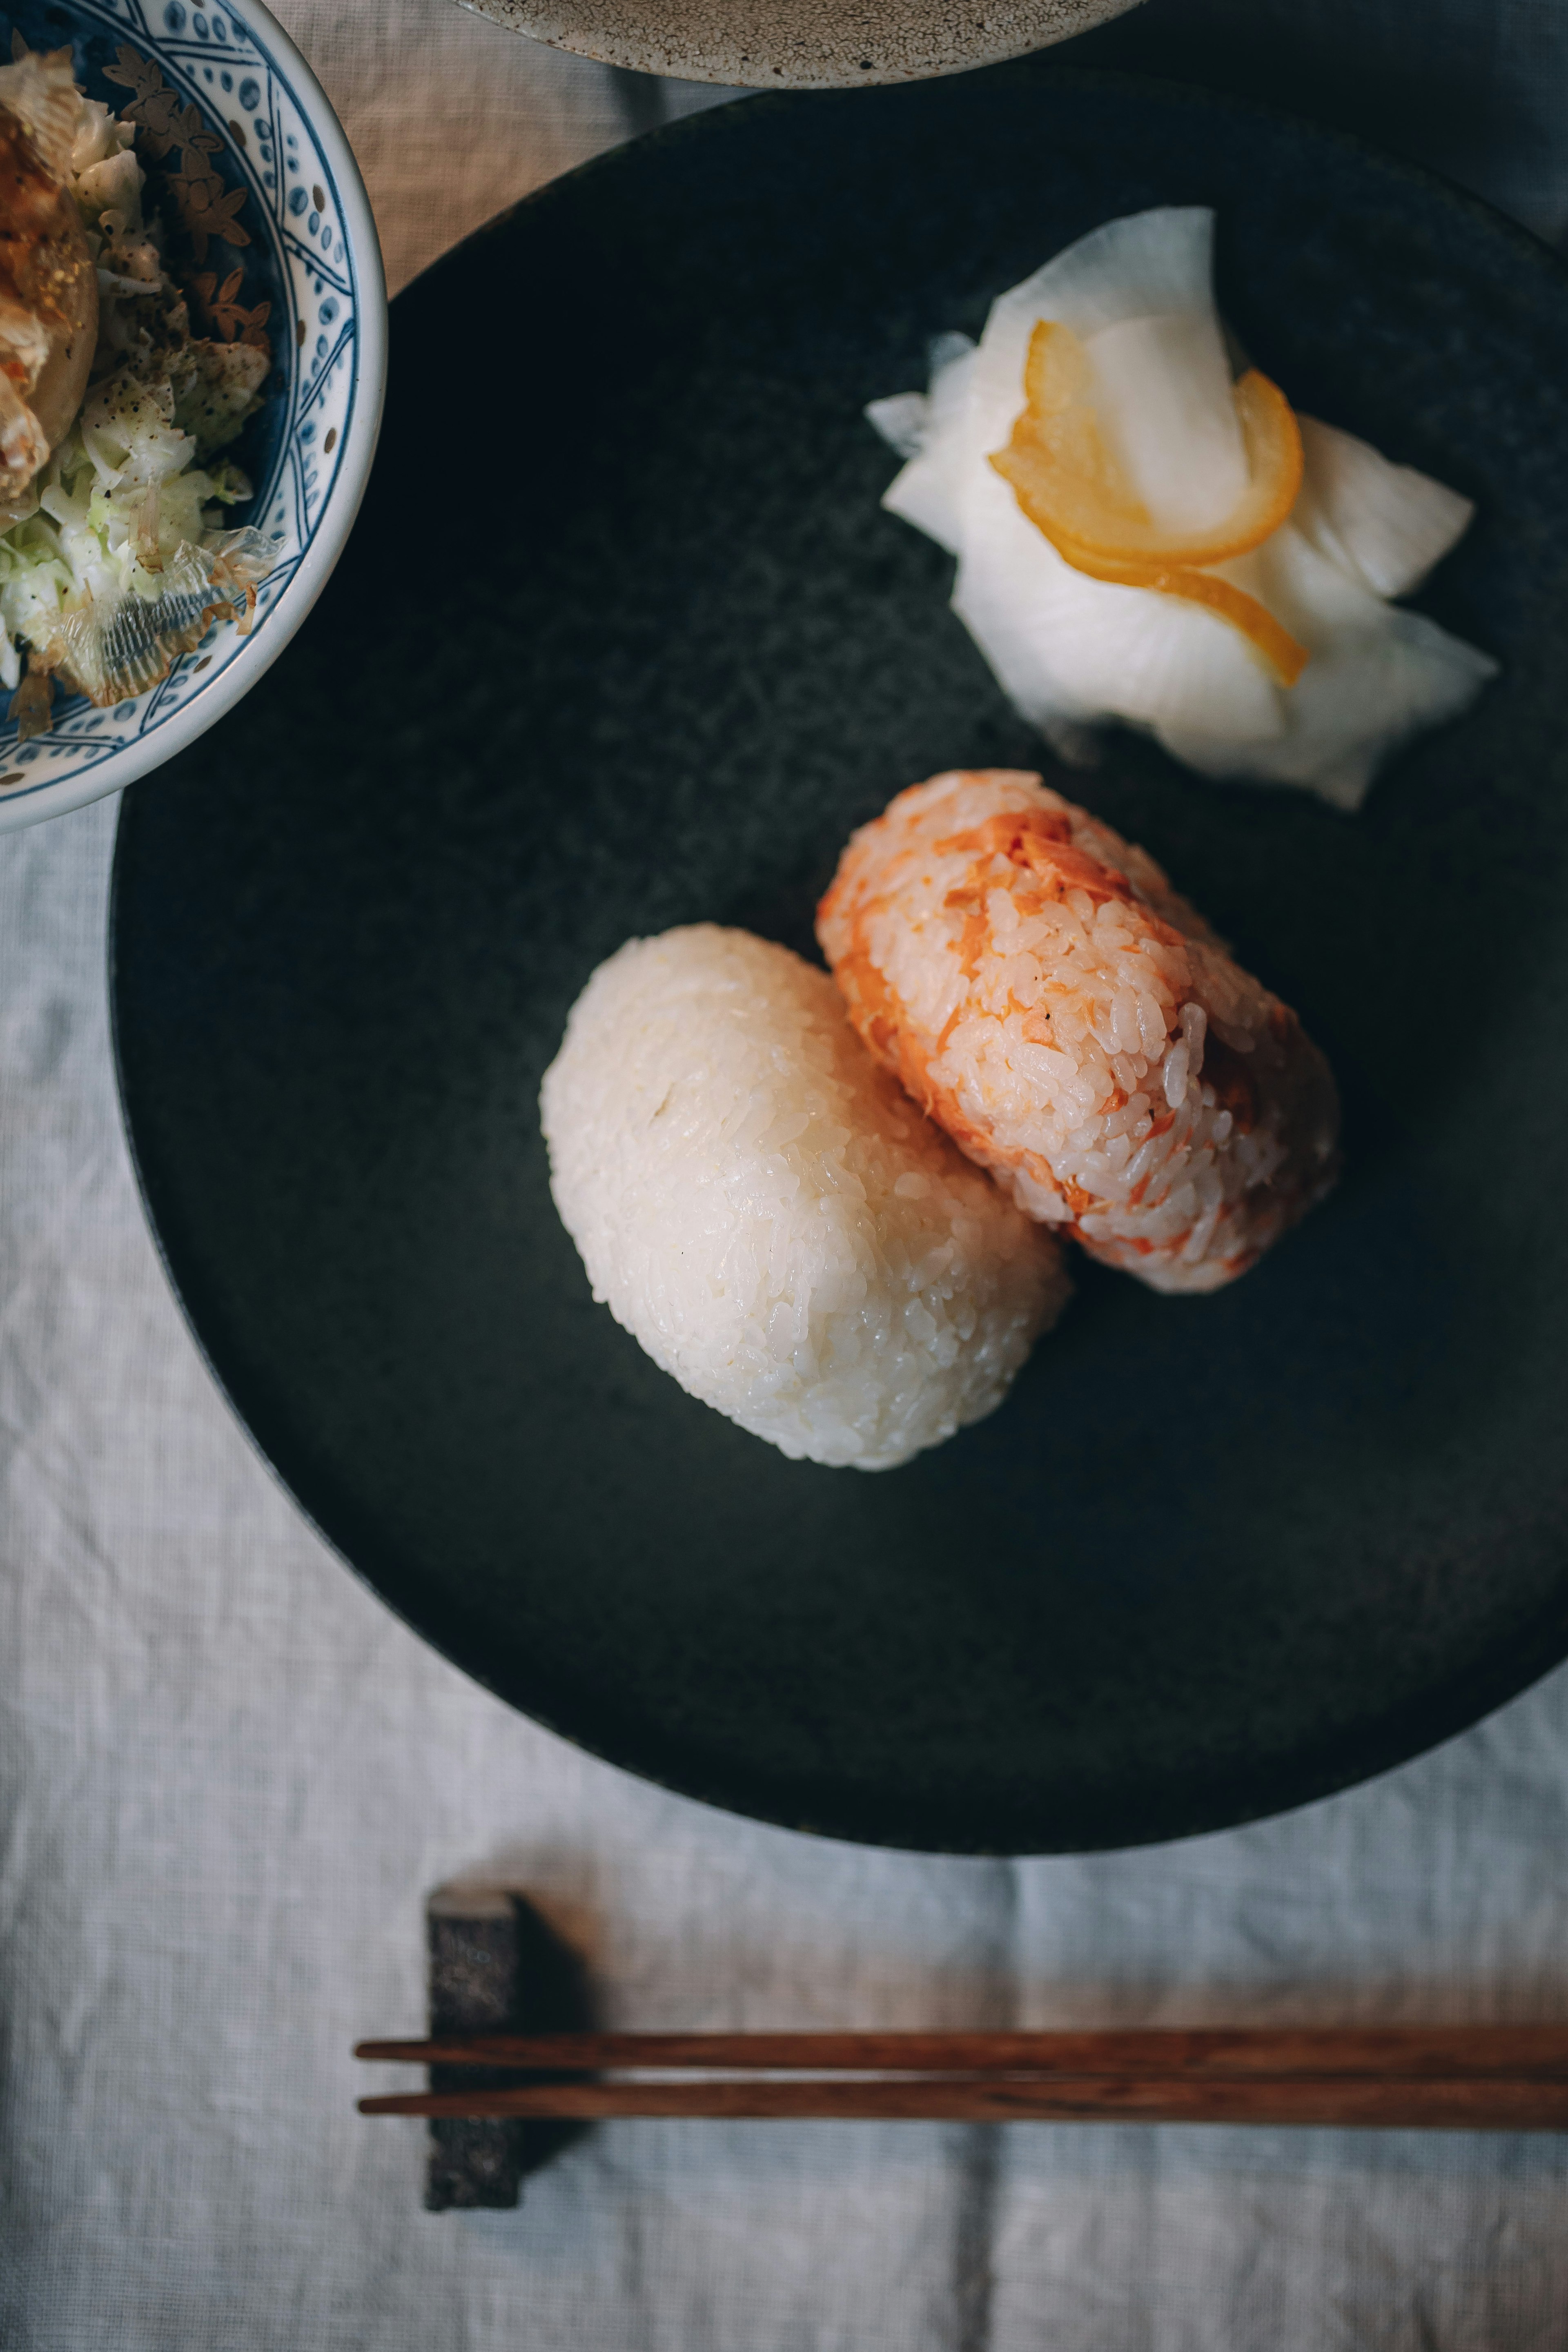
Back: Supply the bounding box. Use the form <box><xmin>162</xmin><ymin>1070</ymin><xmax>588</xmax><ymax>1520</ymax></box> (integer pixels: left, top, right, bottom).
<box><xmin>540</xmin><ymin>924</ymin><xmax>1072</xmax><ymax>1468</ymax></box>
<box><xmin>817</xmin><ymin>770</ymin><xmax>1340</xmax><ymax>1293</ymax></box>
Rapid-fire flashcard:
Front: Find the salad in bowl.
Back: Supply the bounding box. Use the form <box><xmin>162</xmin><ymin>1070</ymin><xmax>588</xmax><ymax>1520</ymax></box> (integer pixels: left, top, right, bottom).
<box><xmin>0</xmin><ymin>0</ymin><xmax>383</xmax><ymax>830</ymax></box>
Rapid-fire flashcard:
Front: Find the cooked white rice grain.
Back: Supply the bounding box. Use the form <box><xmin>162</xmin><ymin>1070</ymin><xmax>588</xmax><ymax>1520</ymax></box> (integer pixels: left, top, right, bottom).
<box><xmin>540</xmin><ymin>924</ymin><xmax>1071</xmax><ymax>1469</ymax></box>
<box><xmin>818</xmin><ymin>770</ymin><xmax>1341</xmax><ymax>1293</ymax></box>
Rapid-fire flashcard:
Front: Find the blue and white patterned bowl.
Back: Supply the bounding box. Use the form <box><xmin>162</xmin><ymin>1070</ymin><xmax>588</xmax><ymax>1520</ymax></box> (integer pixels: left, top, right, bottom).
<box><xmin>0</xmin><ymin>0</ymin><xmax>385</xmax><ymax>832</ymax></box>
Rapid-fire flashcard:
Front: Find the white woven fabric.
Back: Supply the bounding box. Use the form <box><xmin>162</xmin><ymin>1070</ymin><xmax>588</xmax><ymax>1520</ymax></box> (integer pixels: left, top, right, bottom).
<box><xmin>4</xmin><ymin>4</ymin><xmax>1568</xmax><ymax>2344</ymax></box>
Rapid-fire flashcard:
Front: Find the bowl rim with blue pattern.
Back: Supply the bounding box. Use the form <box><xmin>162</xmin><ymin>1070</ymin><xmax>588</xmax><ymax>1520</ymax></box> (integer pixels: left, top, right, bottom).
<box><xmin>0</xmin><ymin>0</ymin><xmax>385</xmax><ymax>834</ymax></box>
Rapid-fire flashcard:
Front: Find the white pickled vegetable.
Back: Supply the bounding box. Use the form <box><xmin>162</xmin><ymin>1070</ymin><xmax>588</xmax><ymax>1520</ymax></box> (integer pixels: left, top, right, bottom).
<box><xmin>878</xmin><ymin>332</ymin><xmax>976</xmax><ymax>555</ymax></box>
<box><xmin>867</xmin><ymin>205</ymin><xmax>1497</xmax><ymax>811</ymax></box>
<box><xmin>951</xmin><ymin>454</ymin><xmax>1279</xmax><ymax>751</ymax></box>
<box><xmin>1163</xmin><ymin>523</ymin><xmax>1498</xmax><ymax>808</ymax></box>
<box><xmin>1082</xmin><ymin>309</ymin><xmax>1246</xmax><ymax>533</ymax></box>
<box><xmin>1293</xmin><ymin>414</ymin><xmax>1476</xmax><ymax>599</ymax></box>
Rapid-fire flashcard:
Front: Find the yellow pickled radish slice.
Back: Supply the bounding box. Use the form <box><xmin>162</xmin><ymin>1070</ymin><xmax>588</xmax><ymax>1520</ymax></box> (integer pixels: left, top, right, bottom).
<box><xmin>996</xmin><ymin>320</ymin><xmax>1305</xmax><ymax>566</ymax></box>
<box><xmin>988</xmin><ymin>320</ymin><xmax>1311</xmax><ymax>686</ymax></box>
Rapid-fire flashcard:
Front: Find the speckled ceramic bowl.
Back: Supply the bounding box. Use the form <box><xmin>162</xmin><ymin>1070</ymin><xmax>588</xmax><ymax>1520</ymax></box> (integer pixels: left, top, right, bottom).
<box><xmin>464</xmin><ymin>0</ymin><xmax>1141</xmax><ymax>91</ymax></box>
<box><xmin>0</xmin><ymin>0</ymin><xmax>385</xmax><ymax>834</ymax></box>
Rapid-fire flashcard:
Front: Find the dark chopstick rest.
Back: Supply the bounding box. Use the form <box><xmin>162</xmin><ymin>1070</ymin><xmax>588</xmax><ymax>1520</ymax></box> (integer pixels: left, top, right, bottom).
<box><xmin>421</xmin><ymin>1890</ymin><xmax>591</xmax><ymax>2212</ymax></box>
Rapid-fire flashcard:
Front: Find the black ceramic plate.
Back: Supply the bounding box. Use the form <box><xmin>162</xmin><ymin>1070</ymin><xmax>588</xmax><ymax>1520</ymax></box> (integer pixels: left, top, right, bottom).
<box><xmin>111</xmin><ymin>63</ymin><xmax>1568</xmax><ymax>1853</ymax></box>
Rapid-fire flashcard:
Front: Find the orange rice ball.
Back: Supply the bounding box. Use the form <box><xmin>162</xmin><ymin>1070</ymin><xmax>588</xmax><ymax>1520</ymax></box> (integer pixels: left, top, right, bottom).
<box><xmin>817</xmin><ymin>769</ymin><xmax>1340</xmax><ymax>1292</ymax></box>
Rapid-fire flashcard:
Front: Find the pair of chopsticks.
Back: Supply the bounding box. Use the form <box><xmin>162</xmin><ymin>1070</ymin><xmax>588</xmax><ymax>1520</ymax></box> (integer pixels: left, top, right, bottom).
<box><xmin>356</xmin><ymin>2028</ymin><xmax>1568</xmax><ymax>2129</ymax></box>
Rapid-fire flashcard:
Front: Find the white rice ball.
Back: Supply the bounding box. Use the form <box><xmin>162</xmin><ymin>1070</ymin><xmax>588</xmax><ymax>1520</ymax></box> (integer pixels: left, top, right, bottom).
<box><xmin>540</xmin><ymin>925</ymin><xmax>1071</xmax><ymax>1470</ymax></box>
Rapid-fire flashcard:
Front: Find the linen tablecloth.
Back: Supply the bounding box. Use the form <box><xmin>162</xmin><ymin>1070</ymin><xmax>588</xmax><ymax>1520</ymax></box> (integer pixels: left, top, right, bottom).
<box><xmin>5</xmin><ymin>3</ymin><xmax>1568</xmax><ymax>2343</ymax></box>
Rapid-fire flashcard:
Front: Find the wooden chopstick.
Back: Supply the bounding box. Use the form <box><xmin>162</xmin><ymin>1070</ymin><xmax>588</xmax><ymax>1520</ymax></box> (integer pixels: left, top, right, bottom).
<box><xmin>354</xmin><ymin>2029</ymin><xmax>1568</xmax><ymax>2127</ymax></box>
<box><xmin>354</xmin><ymin>2027</ymin><xmax>1568</xmax><ymax>2079</ymax></box>
<box><xmin>358</xmin><ymin>2076</ymin><xmax>1568</xmax><ymax>2129</ymax></box>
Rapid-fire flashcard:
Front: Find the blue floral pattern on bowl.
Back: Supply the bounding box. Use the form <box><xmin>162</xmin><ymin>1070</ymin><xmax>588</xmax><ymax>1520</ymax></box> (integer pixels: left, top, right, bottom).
<box><xmin>0</xmin><ymin>0</ymin><xmax>384</xmax><ymax>828</ymax></box>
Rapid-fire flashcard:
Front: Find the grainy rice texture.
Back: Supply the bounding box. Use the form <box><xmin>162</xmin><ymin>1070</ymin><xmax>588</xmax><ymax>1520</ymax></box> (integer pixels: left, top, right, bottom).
<box><xmin>539</xmin><ymin>924</ymin><xmax>1071</xmax><ymax>1470</ymax></box>
<box><xmin>817</xmin><ymin>770</ymin><xmax>1341</xmax><ymax>1293</ymax></box>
